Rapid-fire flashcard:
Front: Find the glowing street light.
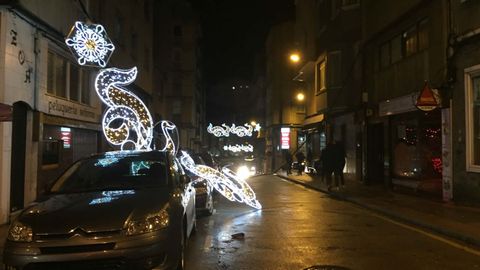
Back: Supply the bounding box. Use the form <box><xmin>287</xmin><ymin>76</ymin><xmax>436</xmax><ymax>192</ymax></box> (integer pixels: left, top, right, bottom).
<box><xmin>289</xmin><ymin>53</ymin><xmax>300</xmax><ymax>63</ymax></box>
<box><xmin>296</xmin><ymin>92</ymin><xmax>305</xmax><ymax>102</ymax></box>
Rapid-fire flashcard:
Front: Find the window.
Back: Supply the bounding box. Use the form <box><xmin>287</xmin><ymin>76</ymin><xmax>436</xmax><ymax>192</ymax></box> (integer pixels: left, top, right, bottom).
<box><xmin>391</xmin><ymin>35</ymin><xmax>402</xmax><ymax>63</ymax></box>
<box><xmin>342</xmin><ymin>0</ymin><xmax>359</xmax><ymax>10</ymax></box>
<box><xmin>378</xmin><ymin>19</ymin><xmax>429</xmax><ymax>69</ymax></box>
<box><xmin>47</xmin><ymin>50</ymin><xmax>91</xmax><ymax>105</ymax></box>
<box><xmin>379</xmin><ymin>42</ymin><xmax>390</xmax><ymax>68</ymax></box>
<box><xmin>327</xmin><ymin>51</ymin><xmax>342</xmax><ymax>88</ymax></box>
<box><xmin>418</xmin><ymin>18</ymin><xmax>429</xmax><ymax>51</ymax></box>
<box><xmin>403</xmin><ymin>25</ymin><xmax>417</xmax><ymax>57</ymax></box>
<box><xmin>174</xmin><ymin>25</ymin><xmax>182</xmax><ymax>36</ymax></box>
<box><xmin>465</xmin><ymin>65</ymin><xmax>480</xmax><ymax>171</ymax></box>
<box><xmin>81</xmin><ymin>70</ymin><xmax>91</xmax><ymax>105</ymax></box>
<box><xmin>316</xmin><ymin>61</ymin><xmax>326</xmax><ymax>94</ymax></box>
<box><xmin>172</xmin><ymin>100</ymin><xmax>182</xmax><ymax>115</ymax></box>
<box><xmin>47</xmin><ymin>52</ymin><xmax>67</xmax><ymax>98</ymax></box>
<box><xmin>70</xmin><ymin>64</ymin><xmax>80</xmax><ymax>101</ymax></box>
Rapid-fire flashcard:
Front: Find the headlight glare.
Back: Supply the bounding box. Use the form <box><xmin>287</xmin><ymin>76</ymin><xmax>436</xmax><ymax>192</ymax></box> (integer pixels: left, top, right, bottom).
<box><xmin>8</xmin><ymin>221</ymin><xmax>33</xmax><ymax>242</ymax></box>
<box><xmin>125</xmin><ymin>210</ymin><xmax>169</xmax><ymax>236</ymax></box>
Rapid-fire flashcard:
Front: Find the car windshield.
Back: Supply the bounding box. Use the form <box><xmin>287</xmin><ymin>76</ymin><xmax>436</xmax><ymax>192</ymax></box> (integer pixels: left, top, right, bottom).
<box><xmin>50</xmin><ymin>153</ymin><xmax>169</xmax><ymax>193</ymax></box>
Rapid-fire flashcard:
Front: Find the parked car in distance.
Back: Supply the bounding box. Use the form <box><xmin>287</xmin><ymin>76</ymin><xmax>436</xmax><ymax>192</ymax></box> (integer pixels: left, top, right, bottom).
<box><xmin>3</xmin><ymin>150</ymin><xmax>196</xmax><ymax>270</ymax></box>
<box><xmin>185</xmin><ymin>154</ymin><xmax>214</xmax><ymax>216</ymax></box>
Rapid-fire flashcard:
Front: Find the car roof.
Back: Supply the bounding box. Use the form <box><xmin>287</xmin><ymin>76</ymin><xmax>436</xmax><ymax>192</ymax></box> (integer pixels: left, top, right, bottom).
<box><xmin>90</xmin><ymin>150</ymin><xmax>170</xmax><ymax>159</ymax></box>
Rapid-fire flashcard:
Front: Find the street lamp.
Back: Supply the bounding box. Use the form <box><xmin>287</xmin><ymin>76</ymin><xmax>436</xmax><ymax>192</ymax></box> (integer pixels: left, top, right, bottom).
<box><xmin>296</xmin><ymin>92</ymin><xmax>305</xmax><ymax>102</ymax></box>
<box><xmin>289</xmin><ymin>52</ymin><xmax>301</xmax><ymax>63</ymax></box>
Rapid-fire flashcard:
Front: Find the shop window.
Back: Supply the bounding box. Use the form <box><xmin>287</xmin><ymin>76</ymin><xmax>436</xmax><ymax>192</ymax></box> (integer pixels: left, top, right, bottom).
<box><xmin>391</xmin><ymin>110</ymin><xmax>442</xmax><ymax>180</ymax></box>
<box><xmin>42</xmin><ymin>140</ymin><xmax>61</xmax><ymax>166</ymax></box>
<box><xmin>465</xmin><ymin>65</ymin><xmax>480</xmax><ymax>171</ymax></box>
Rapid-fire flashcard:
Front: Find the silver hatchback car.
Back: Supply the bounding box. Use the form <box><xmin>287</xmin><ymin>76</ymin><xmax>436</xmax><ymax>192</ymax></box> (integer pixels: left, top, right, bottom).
<box><xmin>3</xmin><ymin>150</ymin><xmax>196</xmax><ymax>270</ymax></box>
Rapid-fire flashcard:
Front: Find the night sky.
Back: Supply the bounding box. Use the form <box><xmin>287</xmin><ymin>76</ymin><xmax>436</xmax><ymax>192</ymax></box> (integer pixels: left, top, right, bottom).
<box><xmin>190</xmin><ymin>0</ymin><xmax>295</xmax><ymax>85</ymax></box>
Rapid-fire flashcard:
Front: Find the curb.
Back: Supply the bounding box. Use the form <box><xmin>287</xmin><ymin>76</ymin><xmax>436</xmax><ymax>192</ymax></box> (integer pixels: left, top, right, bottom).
<box><xmin>276</xmin><ymin>174</ymin><xmax>480</xmax><ymax>249</ymax></box>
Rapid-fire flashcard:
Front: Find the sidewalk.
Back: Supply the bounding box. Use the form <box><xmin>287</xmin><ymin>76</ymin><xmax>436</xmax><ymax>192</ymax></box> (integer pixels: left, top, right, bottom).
<box><xmin>276</xmin><ymin>170</ymin><xmax>480</xmax><ymax>249</ymax></box>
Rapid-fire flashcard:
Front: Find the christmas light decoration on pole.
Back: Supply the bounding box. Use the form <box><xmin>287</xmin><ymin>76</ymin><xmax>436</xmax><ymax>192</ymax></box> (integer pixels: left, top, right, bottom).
<box><xmin>95</xmin><ymin>67</ymin><xmax>153</xmax><ymax>150</ymax></box>
<box><xmin>65</xmin><ymin>21</ymin><xmax>261</xmax><ymax>210</ymax></box>
<box><xmin>65</xmin><ymin>21</ymin><xmax>115</xmax><ymax>68</ymax></box>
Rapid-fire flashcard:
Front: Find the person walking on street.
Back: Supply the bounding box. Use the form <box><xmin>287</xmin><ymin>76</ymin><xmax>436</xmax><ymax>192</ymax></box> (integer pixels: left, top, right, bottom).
<box><xmin>332</xmin><ymin>140</ymin><xmax>346</xmax><ymax>190</ymax></box>
<box><xmin>284</xmin><ymin>150</ymin><xmax>293</xmax><ymax>175</ymax></box>
<box><xmin>323</xmin><ymin>142</ymin><xmax>334</xmax><ymax>191</ymax></box>
<box><xmin>295</xmin><ymin>151</ymin><xmax>306</xmax><ymax>175</ymax></box>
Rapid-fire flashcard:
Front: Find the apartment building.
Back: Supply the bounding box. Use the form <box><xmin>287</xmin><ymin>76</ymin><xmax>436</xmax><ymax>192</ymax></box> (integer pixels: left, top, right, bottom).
<box><xmin>0</xmin><ymin>0</ymin><xmax>155</xmax><ymax>224</ymax></box>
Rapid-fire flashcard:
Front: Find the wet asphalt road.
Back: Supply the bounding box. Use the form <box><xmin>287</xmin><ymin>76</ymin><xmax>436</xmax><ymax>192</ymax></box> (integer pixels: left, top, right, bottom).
<box><xmin>184</xmin><ymin>174</ymin><xmax>480</xmax><ymax>270</ymax></box>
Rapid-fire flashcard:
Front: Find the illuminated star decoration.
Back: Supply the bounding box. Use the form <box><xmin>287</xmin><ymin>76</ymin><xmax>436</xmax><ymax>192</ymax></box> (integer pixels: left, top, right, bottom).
<box><xmin>178</xmin><ymin>151</ymin><xmax>262</xmax><ymax>209</ymax></box>
<box><xmin>223</xmin><ymin>144</ymin><xmax>254</xmax><ymax>153</ymax></box>
<box><xmin>65</xmin><ymin>21</ymin><xmax>115</xmax><ymax>67</ymax></box>
<box><xmin>95</xmin><ymin>67</ymin><xmax>153</xmax><ymax>150</ymax></box>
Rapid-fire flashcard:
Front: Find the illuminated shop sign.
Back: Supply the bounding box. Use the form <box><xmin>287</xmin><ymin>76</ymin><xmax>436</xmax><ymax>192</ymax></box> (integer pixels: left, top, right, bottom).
<box><xmin>60</xmin><ymin>127</ymin><xmax>71</xmax><ymax>148</ymax></box>
<box><xmin>281</xmin><ymin>127</ymin><xmax>290</xmax><ymax>149</ymax></box>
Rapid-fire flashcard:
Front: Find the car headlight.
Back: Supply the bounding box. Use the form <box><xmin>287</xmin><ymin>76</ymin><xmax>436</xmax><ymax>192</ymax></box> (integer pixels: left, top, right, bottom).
<box><xmin>125</xmin><ymin>210</ymin><xmax>169</xmax><ymax>236</ymax></box>
<box><xmin>236</xmin><ymin>165</ymin><xmax>250</xmax><ymax>180</ymax></box>
<box><xmin>8</xmin><ymin>221</ymin><xmax>33</xmax><ymax>242</ymax></box>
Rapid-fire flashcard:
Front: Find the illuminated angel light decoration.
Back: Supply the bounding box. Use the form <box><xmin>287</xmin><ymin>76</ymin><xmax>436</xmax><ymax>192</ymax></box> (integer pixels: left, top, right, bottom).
<box><xmin>178</xmin><ymin>151</ymin><xmax>261</xmax><ymax>209</ymax></box>
<box><xmin>95</xmin><ymin>67</ymin><xmax>153</xmax><ymax>150</ymax></box>
<box><xmin>66</xmin><ymin>21</ymin><xmax>260</xmax><ymax>209</ymax></box>
<box><xmin>223</xmin><ymin>144</ymin><xmax>254</xmax><ymax>153</ymax></box>
<box><xmin>65</xmin><ymin>21</ymin><xmax>115</xmax><ymax>67</ymax></box>
<box><xmin>207</xmin><ymin>123</ymin><xmax>261</xmax><ymax>137</ymax></box>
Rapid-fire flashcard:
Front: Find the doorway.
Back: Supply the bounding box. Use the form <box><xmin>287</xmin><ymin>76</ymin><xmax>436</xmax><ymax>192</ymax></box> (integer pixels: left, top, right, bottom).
<box><xmin>10</xmin><ymin>102</ymin><xmax>29</xmax><ymax>212</ymax></box>
<box><xmin>366</xmin><ymin>123</ymin><xmax>384</xmax><ymax>184</ymax></box>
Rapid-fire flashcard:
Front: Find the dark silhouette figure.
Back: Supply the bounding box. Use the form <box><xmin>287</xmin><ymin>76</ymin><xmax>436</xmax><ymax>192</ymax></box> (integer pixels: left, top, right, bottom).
<box><xmin>332</xmin><ymin>140</ymin><xmax>346</xmax><ymax>189</ymax></box>
<box><xmin>284</xmin><ymin>150</ymin><xmax>293</xmax><ymax>175</ymax></box>
<box><xmin>295</xmin><ymin>151</ymin><xmax>306</xmax><ymax>175</ymax></box>
<box><xmin>320</xmin><ymin>144</ymin><xmax>333</xmax><ymax>185</ymax></box>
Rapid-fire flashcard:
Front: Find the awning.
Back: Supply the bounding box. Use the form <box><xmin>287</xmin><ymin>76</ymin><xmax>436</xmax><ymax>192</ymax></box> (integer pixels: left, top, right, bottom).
<box><xmin>302</xmin><ymin>114</ymin><xmax>324</xmax><ymax>127</ymax></box>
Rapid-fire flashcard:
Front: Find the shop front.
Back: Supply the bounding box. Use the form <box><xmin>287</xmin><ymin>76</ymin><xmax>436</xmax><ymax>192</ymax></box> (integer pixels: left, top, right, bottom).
<box><xmin>379</xmin><ymin>93</ymin><xmax>443</xmax><ymax>198</ymax></box>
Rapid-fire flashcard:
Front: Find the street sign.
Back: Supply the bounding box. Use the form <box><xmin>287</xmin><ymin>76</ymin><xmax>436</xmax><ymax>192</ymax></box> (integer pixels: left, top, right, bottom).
<box><xmin>416</xmin><ymin>82</ymin><xmax>440</xmax><ymax>111</ymax></box>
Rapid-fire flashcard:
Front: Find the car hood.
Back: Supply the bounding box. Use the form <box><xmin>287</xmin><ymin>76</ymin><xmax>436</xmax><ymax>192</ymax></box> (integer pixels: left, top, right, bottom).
<box><xmin>19</xmin><ymin>189</ymin><xmax>171</xmax><ymax>234</ymax></box>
